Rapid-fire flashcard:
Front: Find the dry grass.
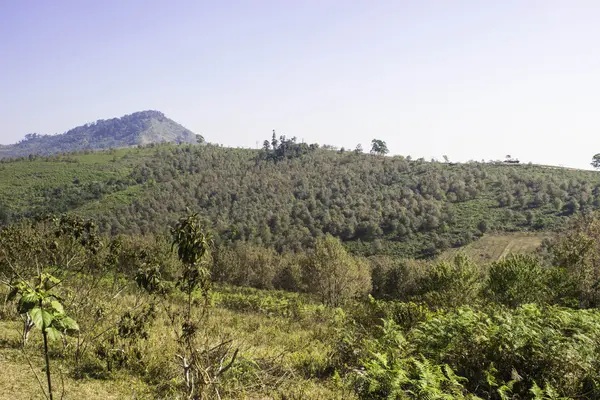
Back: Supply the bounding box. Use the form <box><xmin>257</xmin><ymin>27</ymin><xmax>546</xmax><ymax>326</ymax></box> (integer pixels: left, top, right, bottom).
<box><xmin>0</xmin><ymin>321</ymin><xmax>151</xmax><ymax>400</ymax></box>
<box><xmin>0</xmin><ymin>296</ymin><xmax>349</xmax><ymax>400</ymax></box>
<box><xmin>438</xmin><ymin>232</ymin><xmax>549</xmax><ymax>264</ymax></box>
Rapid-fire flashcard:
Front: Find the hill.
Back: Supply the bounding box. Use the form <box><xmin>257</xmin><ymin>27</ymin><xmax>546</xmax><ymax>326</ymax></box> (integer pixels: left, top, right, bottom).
<box><xmin>1</xmin><ymin>137</ymin><xmax>600</xmax><ymax>258</ymax></box>
<box><xmin>0</xmin><ymin>110</ymin><xmax>202</xmax><ymax>158</ymax></box>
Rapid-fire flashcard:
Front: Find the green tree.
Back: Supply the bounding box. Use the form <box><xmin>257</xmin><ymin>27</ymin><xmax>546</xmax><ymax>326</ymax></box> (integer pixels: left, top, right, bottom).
<box><xmin>271</xmin><ymin>129</ymin><xmax>278</xmax><ymax>149</ymax></box>
<box><xmin>552</xmin><ymin>212</ymin><xmax>600</xmax><ymax>307</ymax></box>
<box><xmin>370</xmin><ymin>139</ymin><xmax>389</xmax><ymax>156</ymax></box>
<box><xmin>302</xmin><ymin>234</ymin><xmax>371</xmax><ymax>306</ymax></box>
<box><xmin>9</xmin><ymin>273</ymin><xmax>79</xmax><ymax>400</ymax></box>
<box><xmin>477</xmin><ymin>220</ymin><xmax>488</xmax><ymax>234</ymax></box>
<box><xmin>413</xmin><ymin>253</ymin><xmax>481</xmax><ymax>308</ymax></box>
<box><xmin>591</xmin><ymin>153</ymin><xmax>600</xmax><ymax>169</ymax></box>
<box><xmin>485</xmin><ymin>254</ymin><xmax>551</xmax><ymax>307</ymax></box>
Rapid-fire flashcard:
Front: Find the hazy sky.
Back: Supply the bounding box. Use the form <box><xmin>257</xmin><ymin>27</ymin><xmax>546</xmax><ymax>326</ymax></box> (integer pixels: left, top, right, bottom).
<box><xmin>2</xmin><ymin>1</ymin><xmax>600</xmax><ymax>168</ymax></box>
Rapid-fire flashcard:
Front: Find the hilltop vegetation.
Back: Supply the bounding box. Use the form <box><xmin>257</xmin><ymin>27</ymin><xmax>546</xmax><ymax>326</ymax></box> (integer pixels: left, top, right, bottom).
<box><xmin>0</xmin><ymin>110</ymin><xmax>202</xmax><ymax>159</ymax></box>
<box><xmin>1</xmin><ymin>138</ymin><xmax>600</xmax><ymax>258</ymax></box>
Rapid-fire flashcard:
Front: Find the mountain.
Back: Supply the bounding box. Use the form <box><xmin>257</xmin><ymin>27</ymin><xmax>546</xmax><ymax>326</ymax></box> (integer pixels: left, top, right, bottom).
<box><xmin>0</xmin><ymin>110</ymin><xmax>203</xmax><ymax>158</ymax></box>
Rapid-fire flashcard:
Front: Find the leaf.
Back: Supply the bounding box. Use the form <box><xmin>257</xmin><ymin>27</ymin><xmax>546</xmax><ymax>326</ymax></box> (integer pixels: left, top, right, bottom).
<box><xmin>45</xmin><ymin>326</ymin><xmax>62</xmax><ymax>341</ymax></box>
<box><xmin>58</xmin><ymin>316</ymin><xmax>79</xmax><ymax>333</ymax></box>
<box><xmin>29</xmin><ymin>307</ymin><xmax>43</xmax><ymax>329</ymax></box>
<box><xmin>18</xmin><ymin>292</ymin><xmax>39</xmax><ymax>314</ymax></box>
<box><xmin>50</xmin><ymin>300</ymin><xmax>64</xmax><ymax>315</ymax></box>
<box><xmin>30</xmin><ymin>307</ymin><xmax>53</xmax><ymax>330</ymax></box>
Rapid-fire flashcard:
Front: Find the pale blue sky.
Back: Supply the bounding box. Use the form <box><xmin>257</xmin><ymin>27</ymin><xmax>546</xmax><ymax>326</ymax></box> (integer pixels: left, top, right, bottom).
<box><xmin>1</xmin><ymin>1</ymin><xmax>600</xmax><ymax>168</ymax></box>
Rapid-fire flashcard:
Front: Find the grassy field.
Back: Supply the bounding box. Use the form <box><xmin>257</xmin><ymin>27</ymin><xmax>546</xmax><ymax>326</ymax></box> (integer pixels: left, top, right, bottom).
<box><xmin>0</xmin><ymin>321</ymin><xmax>152</xmax><ymax>400</ymax></box>
<box><xmin>0</xmin><ymin>286</ymin><xmax>348</xmax><ymax>400</ymax></box>
<box><xmin>438</xmin><ymin>232</ymin><xmax>548</xmax><ymax>264</ymax></box>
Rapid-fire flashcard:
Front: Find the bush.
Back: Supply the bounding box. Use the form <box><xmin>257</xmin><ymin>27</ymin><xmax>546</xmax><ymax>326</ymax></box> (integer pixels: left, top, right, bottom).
<box><xmin>369</xmin><ymin>256</ymin><xmax>428</xmax><ymax>301</ymax></box>
<box><xmin>485</xmin><ymin>254</ymin><xmax>550</xmax><ymax>307</ymax></box>
<box><xmin>412</xmin><ymin>253</ymin><xmax>482</xmax><ymax>308</ymax></box>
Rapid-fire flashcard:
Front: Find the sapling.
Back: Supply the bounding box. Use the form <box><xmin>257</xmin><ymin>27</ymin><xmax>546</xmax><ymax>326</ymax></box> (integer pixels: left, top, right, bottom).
<box><xmin>9</xmin><ymin>272</ymin><xmax>79</xmax><ymax>400</ymax></box>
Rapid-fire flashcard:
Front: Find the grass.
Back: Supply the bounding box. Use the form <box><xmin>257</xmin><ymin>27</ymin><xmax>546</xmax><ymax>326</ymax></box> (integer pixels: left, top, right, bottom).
<box><xmin>438</xmin><ymin>232</ymin><xmax>548</xmax><ymax>264</ymax></box>
<box><xmin>0</xmin><ymin>321</ymin><xmax>152</xmax><ymax>399</ymax></box>
<box><xmin>0</xmin><ymin>285</ymin><xmax>349</xmax><ymax>400</ymax></box>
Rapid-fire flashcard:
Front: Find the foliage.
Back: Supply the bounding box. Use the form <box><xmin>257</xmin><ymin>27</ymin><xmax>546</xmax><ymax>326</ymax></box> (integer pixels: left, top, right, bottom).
<box><xmin>4</xmin><ymin>211</ymin><xmax>600</xmax><ymax>398</ymax></box>
<box><xmin>485</xmin><ymin>254</ymin><xmax>545</xmax><ymax>306</ymax></box>
<box><xmin>591</xmin><ymin>153</ymin><xmax>600</xmax><ymax>169</ymax></box>
<box><xmin>370</xmin><ymin>139</ymin><xmax>389</xmax><ymax>156</ymax></box>
<box><xmin>549</xmin><ymin>212</ymin><xmax>600</xmax><ymax>307</ymax></box>
<box><xmin>3</xmin><ymin>139</ymin><xmax>600</xmax><ymax>258</ymax></box>
<box><xmin>302</xmin><ymin>234</ymin><xmax>372</xmax><ymax>306</ymax></box>
<box><xmin>409</xmin><ymin>304</ymin><xmax>600</xmax><ymax>398</ymax></box>
<box><xmin>9</xmin><ymin>272</ymin><xmax>79</xmax><ymax>400</ymax></box>
<box><xmin>412</xmin><ymin>253</ymin><xmax>482</xmax><ymax>308</ymax></box>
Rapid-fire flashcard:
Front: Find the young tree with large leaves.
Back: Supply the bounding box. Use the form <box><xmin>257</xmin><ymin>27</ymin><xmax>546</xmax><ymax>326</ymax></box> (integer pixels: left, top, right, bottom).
<box><xmin>10</xmin><ymin>273</ymin><xmax>79</xmax><ymax>400</ymax></box>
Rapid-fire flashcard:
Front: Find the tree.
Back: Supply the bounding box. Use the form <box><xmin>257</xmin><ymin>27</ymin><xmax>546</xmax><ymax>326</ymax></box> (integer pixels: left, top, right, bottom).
<box><xmin>302</xmin><ymin>234</ymin><xmax>371</xmax><ymax>306</ymax></box>
<box><xmin>137</xmin><ymin>211</ymin><xmax>238</xmax><ymax>398</ymax></box>
<box><xmin>477</xmin><ymin>220</ymin><xmax>488</xmax><ymax>234</ymax></box>
<box><xmin>591</xmin><ymin>153</ymin><xmax>600</xmax><ymax>169</ymax></box>
<box><xmin>354</xmin><ymin>143</ymin><xmax>363</xmax><ymax>154</ymax></box>
<box><xmin>271</xmin><ymin>130</ymin><xmax>278</xmax><ymax>149</ymax></box>
<box><xmin>552</xmin><ymin>212</ymin><xmax>600</xmax><ymax>307</ymax></box>
<box><xmin>414</xmin><ymin>253</ymin><xmax>481</xmax><ymax>307</ymax></box>
<box><xmin>485</xmin><ymin>254</ymin><xmax>551</xmax><ymax>307</ymax></box>
<box><xmin>370</xmin><ymin>139</ymin><xmax>389</xmax><ymax>156</ymax></box>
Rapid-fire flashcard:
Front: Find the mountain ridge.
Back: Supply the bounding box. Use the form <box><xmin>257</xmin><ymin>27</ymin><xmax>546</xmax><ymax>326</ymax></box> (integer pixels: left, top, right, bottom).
<box><xmin>0</xmin><ymin>110</ymin><xmax>203</xmax><ymax>158</ymax></box>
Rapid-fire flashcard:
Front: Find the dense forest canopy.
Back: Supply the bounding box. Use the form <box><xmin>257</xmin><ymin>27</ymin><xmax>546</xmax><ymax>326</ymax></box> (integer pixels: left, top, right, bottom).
<box><xmin>2</xmin><ymin>134</ymin><xmax>600</xmax><ymax>258</ymax></box>
<box><xmin>94</xmin><ymin>142</ymin><xmax>600</xmax><ymax>257</ymax></box>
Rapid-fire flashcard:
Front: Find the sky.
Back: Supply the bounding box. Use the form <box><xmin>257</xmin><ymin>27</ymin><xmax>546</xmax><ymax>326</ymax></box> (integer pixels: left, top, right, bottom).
<box><xmin>1</xmin><ymin>0</ymin><xmax>600</xmax><ymax>169</ymax></box>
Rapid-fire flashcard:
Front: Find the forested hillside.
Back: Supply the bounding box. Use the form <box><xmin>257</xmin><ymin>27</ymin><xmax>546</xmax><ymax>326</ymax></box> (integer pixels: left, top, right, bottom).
<box><xmin>1</xmin><ymin>139</ymin><xmax>600</xmax><ymax>258</ymax></box>
<box><xmin>0</xmin><ymin>110</ymin><xmax>202</xmax><ymax>158</ymax></box>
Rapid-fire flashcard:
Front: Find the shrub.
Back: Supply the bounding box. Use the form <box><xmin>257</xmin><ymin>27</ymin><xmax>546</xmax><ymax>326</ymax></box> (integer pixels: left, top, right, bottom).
<box><xmin>412</xmin><ymin>253</ymin><xmax>482</xmax><ymax>308</ymax></box>
<box><xmin>485</xmin><ymin>254</ymin><xmax>550</xmax><ymax>307</ymax></box>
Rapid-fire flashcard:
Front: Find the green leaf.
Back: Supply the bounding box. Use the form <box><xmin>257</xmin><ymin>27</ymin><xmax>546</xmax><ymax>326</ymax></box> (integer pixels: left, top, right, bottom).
<box><xmin>18</xmin><ymin>292</ymin><xmax>39</xmax><ymax>314</ymax></box>
<box><xmin>45</xmin><ymin>327</ymin><xmax>62</xmax><ymax>341</ymax></box>
<box><xmin>29</xmin><ymin>307</ymin><xmax>43</xmax><ymax>329</ymax></box>
<box><xmin>50</xmin><ymin>300</ymin><xmax>64</xmax><ymax>315</ymax></box>
<box><xmin>30</xmin><ymin>308</ymin><xmax>53</xmax><ymax>330</ymax></box>
<box><xmin>56</xmin><ymin>316</ymin><xmax>79</xmax><ymax>334</ymax></box>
